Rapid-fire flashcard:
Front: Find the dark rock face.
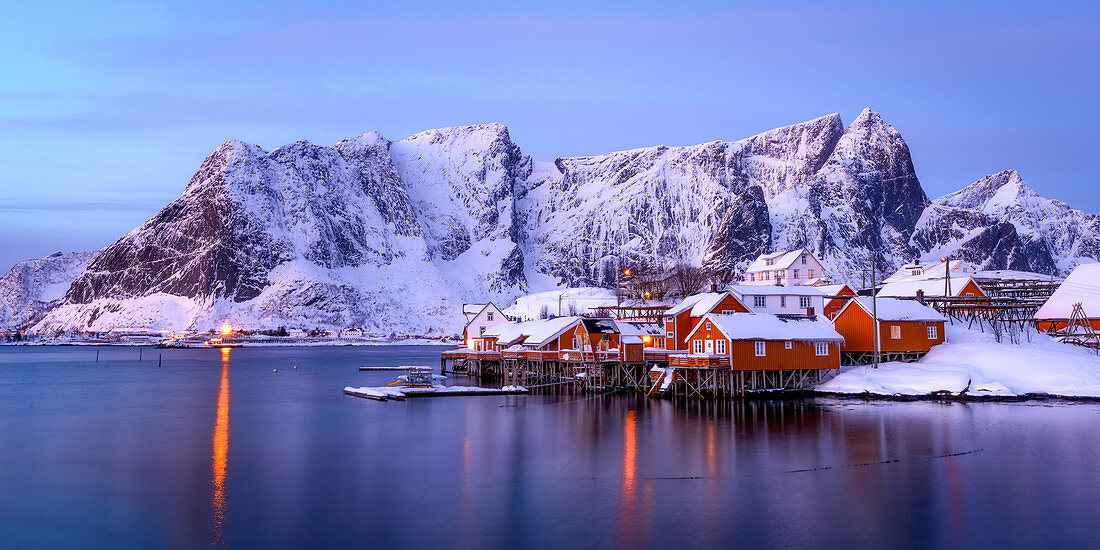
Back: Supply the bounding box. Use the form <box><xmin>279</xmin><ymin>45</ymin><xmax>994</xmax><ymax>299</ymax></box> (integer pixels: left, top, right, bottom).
<box><xmin>702</xmin><ymin>186</ymin><xmax>772</xmax><ymax>281</ymax></box>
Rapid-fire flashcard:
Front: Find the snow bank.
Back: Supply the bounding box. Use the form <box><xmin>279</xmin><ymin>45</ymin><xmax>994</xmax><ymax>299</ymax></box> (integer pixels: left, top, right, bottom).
<box><xmin>818</xmin><ymin>325</ymin><xmax>1100</xmax><ymax>398</ymax></box>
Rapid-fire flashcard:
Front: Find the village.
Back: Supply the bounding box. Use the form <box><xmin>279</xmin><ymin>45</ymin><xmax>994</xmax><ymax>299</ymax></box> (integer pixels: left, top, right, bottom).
<box><xmin>443</xmin><ymin>249</ymin><xmax>1100</xmax><ymax>399</ymax></box>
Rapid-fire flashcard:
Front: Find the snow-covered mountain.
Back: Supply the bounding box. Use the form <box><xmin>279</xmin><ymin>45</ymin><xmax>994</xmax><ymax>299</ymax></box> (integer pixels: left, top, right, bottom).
<box><xmin>911</xmin><ymin>169</ymin><xmax>1100</xmax><ymax>273</ymax></box>
<box><xmin>10</xmin><ymin>111</ymin><xmax>1097</xmax><ymax>334</ymax></box>
<box><xmin>0</xmin><ymin>250</ymin><xmax>100</xmax><ymax>330</ymax></box>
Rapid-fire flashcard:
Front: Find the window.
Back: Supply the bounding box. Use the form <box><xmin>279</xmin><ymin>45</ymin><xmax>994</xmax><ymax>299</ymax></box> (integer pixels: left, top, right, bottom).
<box><xmin>693</xmin><ymin>340</ymin><xmax>703</xmax><ymax>354</ymax></box>
<box><xmin>890</xmin><ymin>325</ymin><xmax>901</xmax><ymax>340</ymax></box>
<box><xmin>479</xmin><ymin>326</ymin><xmax>486</xmax><ymax>336</ymax></box>
<box><xmin>487</xmin><ymin>312</ymin><xmax>494</xmax><ymax>321</ymax></box>
<box><xmin>754</xmin><ymin>341</ymin><xmax>766</xmax><ymax>356</ymax></box>
<box><xmin>765</xmin><ymin>258</ymin><xmax>775</xmax><ymax>266</ymax></box>
<box><xmin>911</xmin><ymin>269</ymin><xmax>922</xmax><ymax>276</ymax></box>
<box><xmin>965</xmin><ymin>293</ymin><xmax>974</xmax><ymax>297</ymax></box>
<box><xmin>927</xmin><ymin>326</ymin><xmax>938</xmax><ymax>340</ymax></box>
<box><xmin>666</xmin><ymin>331</ymin><xmax>674</xmax><ymax>339</ymax></box>
<box><xmin>573</xmin><ymin>337</ymin><xmax>580</xmax><ymax>350</ymax></box>
<box><xmin>716</xmin><ymin>340</ymin><xmax>726</xmax><ymax>354</ymax></box>
<box><xmin>780</xmin><ymin>296</ymin><xmax>786</xmax><ymax>307</ymax></box>
<box><xmin>793</xmin><ymin>269</ymin><xmax>799</xmax><ymax>279</ymax></box>
<box><xmin>815</xmin><ymin>342</ymin><xmax>828</xmax><ymax>356</ymax></box>
<box><xmin>784</xmin><ymin>341</ymin><xmax>792</xmax><ymax>349</ymax></box>
<box><xmin>749</xmin><ymin>273</ymin><xmax>755</xmax><ymax>282</ymax></box>
<box><xmin>753</xmin><ymin>296</ymin><xmax>766</xmax><ymax>308</ymax></box>
<box><xmin>801</xmin><ymin>254</ymin><xmax>807</xmax><ymax>265</ymax></box>
<box><xmin>808</xmin><ymin>269</ymin><xmax>814</xmax><ymax>278</ymax></box>
<box><xmin>705</xmin><ymin>321</ymin><xmax>712</xmax><ymax>330</ymax></box>
<box><xmin>721</xmin><ymin>310</ymin><xmax>736</xmax><ymax>314</ymax></box>
<box><xmin>799</xmin><ymin>296</ymin><xmax>811</xmax><ymax>309</ymax></box>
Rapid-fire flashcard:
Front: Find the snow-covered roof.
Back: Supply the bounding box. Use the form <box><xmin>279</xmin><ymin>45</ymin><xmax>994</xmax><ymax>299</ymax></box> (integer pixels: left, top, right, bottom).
<box><xmin>691</xmin><ymin>313</ymin><xmax>844</xmax><ymax>342</ymax></box>
<box><xmin>877</xmin><ymin>277</ymin><xmax>980</xmax><ymax>298</ymax></box>
<box><xmin>521</xmin><ymin>316</ymin><xmax>583</xmax><ymax>347</ymax></box>
<box><xmin>483</xmin><ymin>320</ymin><xmax>538</xmax><ymax>346</ymax></box>
<box><xmin>1035</xmin><ymin>263</ymin><xmax>1100</xmax><ymax>320</ymax></box>
<box><xmin>580</xmin><ymin>318</ymin><xmax>619</xmax><ymax>334</ymax></box>
<box><xmin>842</xmin><ymin>297</ymin><xmax>946</xmax><ymax>322</ymax></box>
<box><xmin>665</xmin><ymin>292</ymin><xmax>739</xmax><ymax>317</ymax></box>
<box><xmin>974</xmin><ymin>269</ymin><xmax>1062</xmax><ymax>283</ymax></box>
<box><xmin>814</xmin><ymin>284</ymin><xmax>855</xmax><ymax>297</ymax></box>
<box><xmin>729</xmin><ymin>285</ymin><xmax>827</xmax><ymax>297</ymax></box>
<box><xmin>463</xmin><ymin>303</ymin><xmax>486</xmax><ymax>315</ymax></box>
<box><xmin>622</xmin><ymin>335</ymin><xmax>644</xmax><ymax>345</ymax></box>
<box><xmin>744</xmin><ymin>249</ymin><xmax>808</xmax><ymax>274</ymax></box>
<box><xmin>882</xmin><ymin>260</ymin><xmax>975</xmax><ymax>284</ymax></box>
<box><xmin>616</xmin><ymin>321</ymin><xmax>662</xmax><ymax>337</ymax></box>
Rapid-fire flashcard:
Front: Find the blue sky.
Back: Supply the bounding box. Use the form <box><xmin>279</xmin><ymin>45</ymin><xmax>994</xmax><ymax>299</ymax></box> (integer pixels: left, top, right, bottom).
<box><xmin>2</xmin><ymin>1</ymin><xmax>1098</xmax><ymax>269</ymax></box>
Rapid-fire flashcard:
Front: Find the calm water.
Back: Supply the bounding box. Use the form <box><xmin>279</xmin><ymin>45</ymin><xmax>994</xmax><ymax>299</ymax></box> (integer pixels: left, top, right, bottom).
<box><xmin>2</xmin><ymin>346</ymin><xmax>1099</xmax><ymax>549</ymax></box>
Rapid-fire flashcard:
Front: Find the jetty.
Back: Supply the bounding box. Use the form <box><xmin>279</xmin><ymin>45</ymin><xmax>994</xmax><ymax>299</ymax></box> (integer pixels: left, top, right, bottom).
<box><xmin>344</xmin><ymin>385</ymin><xmax>529</xmax><ymax>401</ymax></box>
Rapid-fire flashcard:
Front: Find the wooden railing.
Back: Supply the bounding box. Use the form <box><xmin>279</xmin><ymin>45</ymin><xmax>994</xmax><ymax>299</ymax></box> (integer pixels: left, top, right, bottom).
<box><xmin>669</xmin><ymin>354</ymin><xmax>731</xmax><ymax>368</ymax></box>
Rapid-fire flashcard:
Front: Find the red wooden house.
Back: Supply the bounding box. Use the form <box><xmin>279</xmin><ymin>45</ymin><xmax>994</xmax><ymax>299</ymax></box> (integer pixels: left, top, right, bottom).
<box><xmin>832</xmin><ymin>297</ymin><xmax>947</xmax><ymax>362</ymax></box>
<box><xmin>817</xmin><ymin>283</ymin><xmax>857</xmax><ymax>319</ymax></box>
<box><xmin>662</xmin><ymin>291</ymin><xmax>751</xmax><ymax>351</ymax></box>
<box><xmin>674</xmin><ymin>313</ymin><xmax>843</xmax><ymax>371</ymax></box>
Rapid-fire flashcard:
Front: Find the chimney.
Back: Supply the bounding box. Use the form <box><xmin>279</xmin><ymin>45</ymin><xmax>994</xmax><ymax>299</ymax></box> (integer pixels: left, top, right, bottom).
<box><xmin>710</xmin><ymin>282</ymin><xmax>717</xmax><ymax>292</ymax></box>
<box><xmin>916</xmin><ymin>289</ymin><xmax>925</xmax><ymax>305</ymax></box>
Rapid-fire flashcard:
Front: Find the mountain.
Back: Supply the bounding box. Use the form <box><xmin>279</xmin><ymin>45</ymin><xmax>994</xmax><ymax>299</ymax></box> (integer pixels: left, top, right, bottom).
<box><xmin>910</xmin><ymin>169</ymin><xmax>1100</xmax><ymax>273</ymax></box>
<box><xmin>11</xmin><ymin>111</ymin><xmax>1097</xmax><ymax>334</ymax></box>
<box><xmin>0</xmin><ymin>250</ymin><xmax>100</xmax><ymax>330</ymax></box>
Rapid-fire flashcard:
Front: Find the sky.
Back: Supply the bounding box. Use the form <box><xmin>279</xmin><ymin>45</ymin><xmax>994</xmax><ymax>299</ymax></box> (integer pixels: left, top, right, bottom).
<box><xmin>2</xmin><ymin>0</ymin><xmax>1098</xmax><ymax>270</ymax></box>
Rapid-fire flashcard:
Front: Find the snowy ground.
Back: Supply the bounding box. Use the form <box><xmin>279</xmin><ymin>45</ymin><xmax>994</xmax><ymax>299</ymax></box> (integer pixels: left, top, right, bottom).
<box><xmin>818</xmin><ymin>324</ymin><xmax>1100</xmax><ymax>398</ymax></box>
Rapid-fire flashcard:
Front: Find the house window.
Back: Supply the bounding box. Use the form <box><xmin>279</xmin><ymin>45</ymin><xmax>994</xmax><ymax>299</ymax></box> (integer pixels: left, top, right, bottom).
<box><xmin>801</xmin><ymin>255</ymin><xmax>807</xmax><ymax>264</ymax></box>
<box><xmin>716</xmin><ymin>339</ymin><xmax>726</xmax><ymax>354</ymax></box>
<box><xmin>749</xmin><ymin>273</ymin><xmax>755</xmax><ymax>282</ymax></box>
<box><xmin>927</xmin><ymin>326</ymin><xmax>938</xmax><ymax>340</ymax></box>
<box><xmin>911</xmin><ymin>269</ymin><xmax>921</xmax><ymax>276</ymax></box>
<box><xmin>666</xmin><ymin>331</ymin><xmax>674</xmax><ymax>339</ymax></box>
<box><xmin>765</xmin><ymin>258</ymin><xmax>775</xmax><ymax>266</ymax></box>
<box><xmin>799</xmin><ymin>296</ymin><xmax>811</xmax><ymax>308</ymax></box>
<box><xmin>815</xmin><ymin>342</ymin><xmax>828</xmax><ymax>356</ymax></box>
<box><xmin>793</xmin><ymin>269</ymin><xmax>799</xmax><ymax>279</ymax></box>
<box><xmin>573</xmin><ymin>337</ymin><xmax>580</xmax><ymax>349</ymax></box>
<box><xmin>693</xmin><ymin>340</ymin><xmax>703</xmax><ymax>354</ymax></box>
<box><xmin>965</xmin><ymin>293</ymin><xmax>974</xmax><ymax>297</ymax></box>
<box><xmin>705</xmin><ymin>321</ymin><xmax>712</xmax><ymax>330</ymax></box>
<box><xmin>890</xmin><ymin>325</ymin><xmax>901</xmax><ymax>339</ymax></box>
<box><xmin>479</xmin><ymin>326</ymin><xmax>486</xmax><ymax>336</ymax></box>
<box><xmin>721</xmin><ymin>310</ymin><xmax>736</xmax><ymax>314</ymax></box>
<box><xmin>754</xmin><ymin>341</ymin><xmax>766</xmax><ymax>356</ymax></box>
<box><xmin>808</xmin><ymin>269</ymin><xmax>814</xmax><ymax>278</ymax></box>
<box><xmin>487</xmin><ymin>312</ymin><xmax>494</xmax><ymax>321</ymax></box>
<box><xmin>753</xmin><ymin>296</ymin><xmax>766</xmax><ymax>308</ymax></box>
<box><xmin>780</xmin><ymin>296</ymin><xmax>787</xmax><ymax>307</ymax></box>
<box><xmin>784</xmin><ymin>341</ymin><xmax>792</xmax><ymax>349</ymax></box>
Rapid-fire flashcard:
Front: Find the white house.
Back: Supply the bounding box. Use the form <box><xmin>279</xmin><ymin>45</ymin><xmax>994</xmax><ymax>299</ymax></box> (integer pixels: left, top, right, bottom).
<box><xmin>729</xmin><ymin>285</ymin><xmax>828</xmax><ymax>317</ymax></box>
<box><xmin>740</xmin><ymin>249</ymin><xmax>826</xmax><ymax>286</ymax></box>
<box><xmin>883</xmin><ymin>259</ymin><xmax>976</xmax><ymax>284</ymax></box>
<box><xmin>463</xmin><ymin>303</ymin><xmax>507</xmax><ymax>350</ymax></box>
<box><xmin>1035</xmin><ymin>263</ymin><xmax>1100</xmax><ymax>331</ymax></box>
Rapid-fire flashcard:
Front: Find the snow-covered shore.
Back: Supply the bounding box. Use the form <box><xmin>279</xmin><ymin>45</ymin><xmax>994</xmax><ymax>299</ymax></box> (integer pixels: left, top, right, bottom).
<box><xmin>817</xmin><ymin>325</ymin><xmax>1100</xmax><ymax>399</ymax></box>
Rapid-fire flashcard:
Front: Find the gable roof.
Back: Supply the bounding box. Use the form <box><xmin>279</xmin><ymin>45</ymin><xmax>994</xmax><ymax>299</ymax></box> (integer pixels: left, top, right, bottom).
<box><xmin>815</xmin><ymin>283</ymin><xmax>855</xmax><ymax>297</ymax></box>
<box><xmin>1035</xmin><ymin>263</ymin><xmax>1100</xmax><ymax>320</ymax></box>
<box><xmin>521</xmin><ymin>316</ymin><xmax>583</xmax><ymax>347</ymax></box>
<box><xmin>882</xmin><ymin>259</ymin><xmax>976</xmax><ymax>284</ymax></box>
<box><xmin>687</xmin><ymin>313</ymin><xmax>844</xmax><ymax>343</ymax></box>
<box><xmin>839</xmin><ymin>297</ymin><xmax>946</xmax><ymax>322</ymax></box>
<box><xmin>744</xmin><ymin>249</ymin><xmax>812</xmax><ymax>274</ymax></box>
<box><xmin>580</xmin><ymin>318</ymin><xmax>619</xmax><ymax>334</ymax></box>
<box><xmin>877</xmin><ymin>277</ymin><xmax>981</xmax><ymax>298</ymax></box>
<box><xmin>665</xmin><ymin>291</ymin><xmax>746</xmax><ymax>317</ymax></box>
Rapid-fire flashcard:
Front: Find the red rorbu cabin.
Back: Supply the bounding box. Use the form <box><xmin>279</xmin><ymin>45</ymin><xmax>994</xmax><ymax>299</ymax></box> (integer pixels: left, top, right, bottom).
<box><xmin>662</xmin><ymin>291</ymin><xmax>751</xmax><ymax>351</ymax></box>
<box><xmin>832</xmin><ymin>297</ymin><xmax>947</xmax><ymax>363</ymax></box>
<box><xmin>673</xmin><ymin>313</ymin><xmax>843</xmax><ymax>371</ymax></box>
<box><xmin>816</xmin><ymin>283</ymin><xmax>857</xmax><ymax>319</ymax></box>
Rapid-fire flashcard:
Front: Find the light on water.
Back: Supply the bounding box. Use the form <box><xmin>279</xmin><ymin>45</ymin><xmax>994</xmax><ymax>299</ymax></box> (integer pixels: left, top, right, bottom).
<box><xmin>1</xmin><ymin>346</ymin><xmax>1099</xmax><ymax>548</ymax></box>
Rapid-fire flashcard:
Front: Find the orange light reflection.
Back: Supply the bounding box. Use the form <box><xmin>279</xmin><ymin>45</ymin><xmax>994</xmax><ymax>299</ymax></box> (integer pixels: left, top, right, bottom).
<box><xmin>211</xmin><ymin>347</ymin><xmax>231</xmax><ymax>547</ymax></box>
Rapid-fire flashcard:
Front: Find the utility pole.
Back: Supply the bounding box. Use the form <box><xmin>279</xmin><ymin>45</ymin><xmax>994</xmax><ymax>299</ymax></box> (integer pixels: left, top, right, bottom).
<box><xmin>943</xmin><ymin>256</ymin><xmax>951</xmax><ymax>297</ymax></box>
<box><xmin>872</xmin><ymin>254</ymin><xmax>879</xmax><ymax>369</ymax></box>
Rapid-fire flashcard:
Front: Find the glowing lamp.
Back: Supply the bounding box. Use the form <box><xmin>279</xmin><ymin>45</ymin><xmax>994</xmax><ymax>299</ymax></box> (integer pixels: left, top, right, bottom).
<box><xmin>940</xmin><ymin>257</ymin><xmax>948</xmax><ymax>263</ymax></box>
<box><xmin>623</xmin><ymin>269</ymin><xmax>631</xmax><ymax>276</ymax></box>
<box><xmin>643</xmin><ymin>336</ymin><xmax>652</xmax><ymax>344</ymax></box>
<box><xmin>220</xmin><ymin>323</ymin><xmax>233</xmax><ymax>336</ymax></box>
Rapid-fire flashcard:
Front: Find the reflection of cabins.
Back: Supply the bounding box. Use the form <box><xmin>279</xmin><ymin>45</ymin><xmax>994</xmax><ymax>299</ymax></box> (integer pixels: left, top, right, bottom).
<box><xmin>661</xmin><ymin>313</ymin><xmax>843</xmax><ymax>395</ymax></box>
<box><xmin>462</xmin><ymin>303</ymin><xmax>506</xmax><ymax>350</ymax></box>
<box><xmin>729</xmin><ymin>285</ymin><xmax>827</xmax><ymax>317</ymax></box>
<box><xmin>1034</xmin><ymin>263</ymin><xmax>1100</xmax><ymax>333</ymax></box>
<box><xmin>740</xmin><ymin>249</ymin><xmax>827</xmax><ymax>286</ymax></box>
<box><xmin>832</xmin><ymin>297</ymin><xmax>946</xmax><ymax>364</ymax></box>
<box><xmin>816</xmin><ymin>283</ymin><xmax>857</xmax><ymax>319</ymax></box>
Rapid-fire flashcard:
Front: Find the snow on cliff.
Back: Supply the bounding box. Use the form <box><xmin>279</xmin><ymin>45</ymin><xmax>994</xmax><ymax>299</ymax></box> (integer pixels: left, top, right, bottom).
<box><xmin>11</xmin><ymin>111</ymin><xmax>1099</xmax><ymax>334</ymax></box>
<box><xmin>0</xmin><ymin>251</ymin><xmax>100</xmax><ymax>329</ymax></box>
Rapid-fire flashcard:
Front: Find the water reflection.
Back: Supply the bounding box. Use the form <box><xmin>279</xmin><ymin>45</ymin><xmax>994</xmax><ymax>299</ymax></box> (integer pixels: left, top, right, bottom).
<box><xmin>211</xmin><ymin>347</ymin><xmax>231</xmax><ymax>547</ymax></box>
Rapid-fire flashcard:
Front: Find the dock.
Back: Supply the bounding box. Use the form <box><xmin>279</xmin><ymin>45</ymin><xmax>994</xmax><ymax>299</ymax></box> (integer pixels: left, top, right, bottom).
<box><xmin>343</xmin><ymin>385</ymin><xmax>529</xmax><ymax>401</ymax></box>
<box><xmin>358</xmin><ymin>365</ymin><xmax>434</xmax><ymax>372</ymax></box>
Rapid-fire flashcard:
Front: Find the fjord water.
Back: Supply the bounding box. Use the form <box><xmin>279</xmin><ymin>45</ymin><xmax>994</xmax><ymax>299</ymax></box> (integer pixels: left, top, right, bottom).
<box><xmin>1</xmin><ymin>347</ymin><xmax>1098</xmax><ymax>549</ymax></box>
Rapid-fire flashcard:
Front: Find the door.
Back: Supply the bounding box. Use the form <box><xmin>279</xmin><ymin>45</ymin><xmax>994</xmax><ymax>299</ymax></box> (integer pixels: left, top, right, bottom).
<box><xmin>705</xmin><ymin>340</ymin><xmax>714</xmax><ymax>354</ymax></box>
